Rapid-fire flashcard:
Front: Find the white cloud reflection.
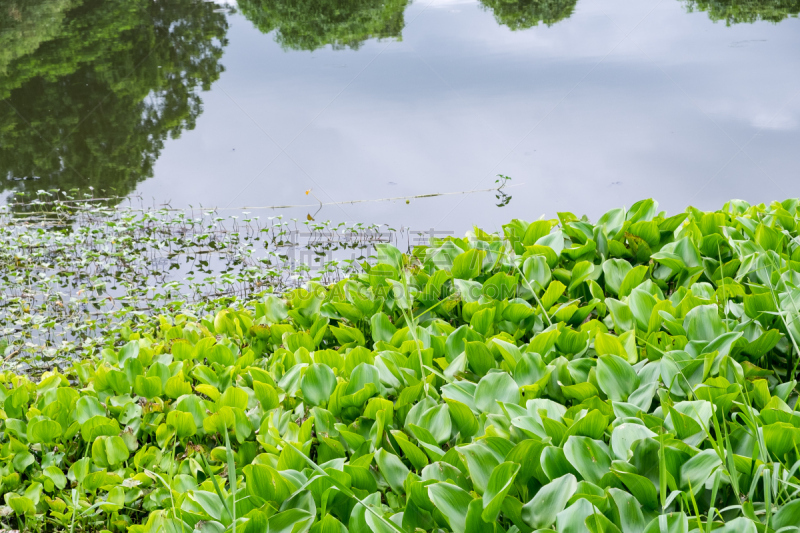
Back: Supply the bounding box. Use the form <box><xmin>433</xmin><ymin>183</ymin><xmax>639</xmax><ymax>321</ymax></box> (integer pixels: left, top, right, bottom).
<box><xmin>142</xmin><ymin>0</ymin><xmax>800</xmax><ymax>230</ymax></box>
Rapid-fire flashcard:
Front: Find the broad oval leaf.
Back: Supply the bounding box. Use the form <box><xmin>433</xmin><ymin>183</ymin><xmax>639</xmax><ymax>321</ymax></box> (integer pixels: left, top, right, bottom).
<box><xmin>521</xmin><ymin>473</ymin><xmax>577</xmax><ymax>529</ymax></box>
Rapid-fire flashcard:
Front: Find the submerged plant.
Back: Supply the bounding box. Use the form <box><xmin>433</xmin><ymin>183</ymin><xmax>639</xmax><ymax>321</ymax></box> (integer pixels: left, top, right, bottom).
<box><xmin>1</xmin><ymin>197</ymin><xmax>800</xmax><ymax>533</ymax></box>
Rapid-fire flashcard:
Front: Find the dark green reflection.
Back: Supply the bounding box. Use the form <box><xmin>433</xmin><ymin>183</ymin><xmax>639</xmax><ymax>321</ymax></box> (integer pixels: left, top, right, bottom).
<box><xmin>0</xmin><ymin>0</ymin><xmax>228</xmax><ymax>203</ymax></box>
<box><xmin>683</xmin><ymin>0</ymin><xmax>800</xmax><ymax>24</ymax></box>
<box><xmin>479</xmin><ymin>0</ymin><xmax>578</xmax><ymax>30</ymax></box>
<box><xmin>0</xmin><ymin>0</ymin><xmax>72</xmax><ymax>74</ymax></box>
<box><xmin>238</xmin><ymin>0</ymin><xmax>409</xmax><ymax>51</ymax></box>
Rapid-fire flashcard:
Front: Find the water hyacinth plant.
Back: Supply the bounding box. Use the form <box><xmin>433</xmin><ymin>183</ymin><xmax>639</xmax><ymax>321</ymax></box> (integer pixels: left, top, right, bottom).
<box><xmin>2</xmin><ymin>198</ymin><xmax>800</xmax><ymax>533</ymax></box>
<box><xmin>0</xmin><ymin>192</ymin><xmax>402</xmax><ymax>372</ymax></box>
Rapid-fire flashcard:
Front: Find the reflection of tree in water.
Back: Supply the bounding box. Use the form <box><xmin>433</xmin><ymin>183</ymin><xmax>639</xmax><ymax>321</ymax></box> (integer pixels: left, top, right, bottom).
<box><xmin>480</xmin><ymin>0</ymin><xmax>578</xmax><ymax>30</ymax></box>
<box><xmin>239</xmin><ymin>0</ymin><xmax>409</xmax><ymax>51</ymax></box>
<box><xmin>0</xmin><ymin>0</ymin><xmax>72</xmax><ymax>74</ymax></box>
<box><xmin>683</xmin><ymin>0</ymin><xmax>800</xmax><ymax>24</ymax></box>
<box><xmin>0</xmin><ymin>0</ymin><xmax>229</xmax><ymax>205</ymax></box>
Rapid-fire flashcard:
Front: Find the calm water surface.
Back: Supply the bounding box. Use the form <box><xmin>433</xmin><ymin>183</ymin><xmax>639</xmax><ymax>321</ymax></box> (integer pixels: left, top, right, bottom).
<box><xmin>2</xmin><ymin>0</ymin><xmax>799</xmax><ymax>234</ymax></box>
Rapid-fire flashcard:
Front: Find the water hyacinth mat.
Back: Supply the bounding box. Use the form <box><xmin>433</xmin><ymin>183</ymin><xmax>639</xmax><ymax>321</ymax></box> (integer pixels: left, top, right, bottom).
<box><xmin>2</xmin><ymin>198</ymin><xmax>800</xmax><ymax>533</ymax></box>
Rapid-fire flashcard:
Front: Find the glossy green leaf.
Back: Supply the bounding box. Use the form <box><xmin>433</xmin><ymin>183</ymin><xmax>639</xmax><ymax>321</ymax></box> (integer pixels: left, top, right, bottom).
<box><xmin>481</xmin><ymin>461</ymin><xmax>520</xmax><ymax>522</ymax></box>
<box><xmin>474</xmin><ymin>372</ymin><xmax>520</xmax><ymax>415</ymax></box>
<box><xmin>452</xmin><ymin>249</ymin><xmax>486</xmax><ymax>280</ymax></box>
<box><xmin>521</xmin><ymin>473</ymin><xmax>577</xmax><ymax>529</ymax></box>
<box><xmin>563</xmin><ymin>436</ymin><xmax>612</xmax><ymax>484</ymax></box>
<box><xmin>427</xmin><ymin>482</ymin><xmax>473</xmax><ymax>533</ymax></box>
<box><xmin>375</xmin><ymin>448</ymin><xmax>409</xmax><ymax>495</ymax></box>
<box><xmin>27</xmin><ymin>419</ymin><xmax>61</xmax><ymax>444</ymax></box>
<box><xmin>596</xmin><ymin>354</ymin><xmax>639</xmax><ymax>401</ymax></box>
<box><xmin>301</xmin><ymin>363</ymin><xmax>337</xmax><ymax>406</ymax></box>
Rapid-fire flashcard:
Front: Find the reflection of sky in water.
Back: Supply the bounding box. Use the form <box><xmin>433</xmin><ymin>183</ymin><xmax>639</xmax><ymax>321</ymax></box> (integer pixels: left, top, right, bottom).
<box><xmin>118</xmin><ymin>0</ymin><xmax>798</xmax><ymax>232</ymax></box>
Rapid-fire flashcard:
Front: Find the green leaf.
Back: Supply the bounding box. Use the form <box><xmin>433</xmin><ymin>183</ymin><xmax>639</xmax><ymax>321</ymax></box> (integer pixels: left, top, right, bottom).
<box><xmin>310</xmin><ymin>514</ymin><xmax>348</xmax><ymax>533</ymax></box>
<box><xmin>755</xmin><ymin>223</ymin><xmax>784</xmax><ymax>251</ymax></box>
<box><xmin>483</xmin><ymin>272</ymin><xmax>517</xmax><ymax>300</ymax></box>
<box><xmin>603</xmin><ymin>259</ymin><xmax>632</xmax><ymax>296</ymax></box>
<box><xmin>557</xmin><ymin>498</ymin><xmax>600</xmax><ymax>532</ymax></box>
<box><xmin>27</xmin><ymin>419</ymin><xmax>62</xmax><ymax>444</ymax></box>
<box><xmin>254</xmin><ymin>381</ymin><xmax>280</xmax><ymax>410</ymax></box>
<box><xmin>207</xmin><ymin>344</ymin><xmax>235</xmax><ymax>366</ymax></box>
<box><xmin>269</xmin><ymin>509</ymin><xmax>315</xmax><ymax>533</ymax></box>
<box><xmin>642</xmin><ymin>511</ymin><xmax>689</xmax><ymax>533</ymax></box>
<box><xmin>106</xmin><ymin>370</ymin><xmax>131</xmax><ymax>395</ymax></box>
<box><xmin>569</xmin><ymin>261</ymin><xmax>595</xmax><ymax>292</ymax></box>
<box><xmin>474</xmin><ymin>372</ymin><xmax>520</xmax><ymax>415</ymax></box>
<box><xmin>613</xmin><ymin>468</ymin><xmax>658</xmax><ymax>510</ymax></box>
<box><xmin>521</xmin><ymin>473</ymin><xmax>577</xmax><ymax>529</ymax></box>
<box><xmin>81</xmin><ymin>415</ymin><xmax>120</xmax><ymax>442</ymax></box>
<box><xmin>596</xmin><ymin>354</ymin><xmax>639</xmax><ymax>401</ymax></box>
<box><xmin>427</xmin><ymin>482</ymin><xmax>473</xmax><ymax>533</ymax></box>
<box><xmin>683</xmin><ymin>304</ymin><xmax>725</xmax><ymax>343</ymax></box>
<box><xmin>503</xmin><ymin>301</ymin><xmax>536</xmax><ymax>322</ymax></box>
<box><xmin>417</xmin><ymin>403</ymin><xmax>452</xmax><ymax>445</ymax></box>
<box><xmin>606</xmin><ymin>299</ymin><xmax>635</xmax><ymax>333</ymax></box>
<box><xmin>75</xmin><ymin>396</ymin><xmax>105</xmax><ymax>424</ymax></box>
<box><xmin>286</xmin><ymin>331</ymin><xmax>316</xmax><ymax>352</ymax></box>
<box><xmin>629</xmin><ymin>220</ymin><xmax>660</xmax><ymax>247</ymax></box>
<box><xmin>595</xmin><ymin>332</ymin><xmax>628</xmax><ymax>359</ymax></box>
<box><xmin>263</xmin><ymin>295</ymin><xmax>289</xmax><ymax>323</ymax></box>
<box><xmin>772</xmin><ymin>499</ymin><xmax>800</xmax><ymax>532</ymax></box>
<box><xmin>744</xmin><ymin>291</ymin><xmax>776</xmax><ymax>320</ymax></box>
<box><xmin>5</xmin><ymin>494</ymin><xmax>35</xmax><ymax>516</ymax></box>
<box><xmin>541</xmin><ymin>280</ymin><xmax>566</xmax><ymax>310</ymax></box>
<box><xmin>586</xmin><ymin>510</ymin><xmax>623</xmax><ymax>533</ymax></box>
<box><xmin>93</xmin><ymin>436</ymin><xmax>128</xmax><ymax>468</ymax></box>
<box><xmin>608</xmin><ymin>488</ymin><xmax>648</xmax><ymax>533</ymax></box>
<box><xmin>134</xmin><ymin>375</ymin><xmax>162</xmax><ymax>399</ymax></box>
<box><xmin>566</xmin><ymin>409</ymin><xmax>608</xmax><ymax>440</ymax></box>
<box><xmin>369</xmin><ymin>263</ymin><xmax>398</xmax><ymax>290</ymax></box>
<box><xmin>301</xmin><ymin>363</ymin><xmax>337</xmax><ymax>407</ymax></box>
<box><xmin>370</xmin><ymin>312</ymin><xmax>397</xmax><ymax>344</ymax></box>
<box><xmin>452</xmin><ymin>249</ymin><xmax>486</xmax><ymax>280</ymax></box>
<box><xmin>563</xmin><ymin>436</ymin><xmax>611</xmax><ymax>484</ymax></box>
<box><xmin>465</xmin><ymin>498</ymin><xmax>494</xmax><ymax>533</ymax></box>
<box><xmin>522</xmin><ymin>255</ymin><xmax>552</xmax><ymax>292</ymax></box>
<box><xmin>244</xmin><ymin>464</ymin><xmax>291</xmax><ymax>505</ymax></box>
<box><xmin>165</xmin><ymin>374</ymin><xmax>193</xmax><ymax>398</ymax></box>
<box><xmin>629</xmin><ymin>288</ymin><xmax>658</xmax><ymax>332</ymax></box>
<box><xmin>458</xmin><ymin>442</ymin><xmax>501</xmax><ymax>495</ymax></box>
<box><xmin>679</xmin><ymin>449</ymin><xmax>721</xmax><ymax>494</ymax></box>
<box><xmin>105</xmin><ymin>435</ymin><xmax>130</xmax><ymax>467</ymax></box>
<box><xmin>481</xmin><ymin>461</ymin><xmax>520</xmax><ymax>522</ymax></box>
<box><xmin>470</xmin><ymin>307</ymin><xmax>495</xmax><ymax>337</ymax></box>
<box><xmin>375</xmin><ymin>448</ymin><xmax>409</xmax><ymax>495</ymax></box>
<box><xmin>610</xmin><ymin>423</ymin><xmax>656</xmax><ymax>461</ymax></box>
<box><xmin>331</xmin><ymin>324</ymin><xmax>366</xmax><ymax>346</ymax></box>
<box><xmin>391</xmin><ymin>431</ymin><xmax>429</xmax><ymax>471</ymax></box>
<box><xmin>561</xmin><ymin>382</ymin><xmax>600</xmax><ymax>403</ymax></box>
<box><xmin>466</xmin><ymin>341</ymin><xmax>495</xmax><ymax>376</ymax></box>
<box><xmin>445</xmin><ymin>398</ymin><xmax>479</xmax><ymax>438</ymax></box>
<box><xmin>218</xmin><ymin>386</ymin><xmax>248</xmax><ymax>410</ymax></box>
<box><xmin>619</xmin><ymin>265</ymin><xmax>649</xmax><ymax>298</ymax></box>
<box><xmin>166</xmin><ymin>410</ymin><xmax>197</xmax><ymax>439</ymax></box>
<box><xmin>763</xmin><ymin>422</ymin><xmax>799</xmax><ymax>458</ymax></box>
<box><xmin>712</xmin><ymin>518</ymin><xmax>757</xmax><ymax>533</ymax></box>
<box><xmin>523</xmin><ymin>220</ymin><xmax>553</xmax><ymax>245</ymax></box>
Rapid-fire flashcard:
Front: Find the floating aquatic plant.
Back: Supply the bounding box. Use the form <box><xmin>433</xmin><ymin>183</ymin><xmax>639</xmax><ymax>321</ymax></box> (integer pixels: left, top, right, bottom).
<box><xmin>0</xmin><ymin>191</ymin><xmax>402</xmax><ymax>373</ymax></box>
<box><xmin>2</xmin><ymin>197</ymin><xmax>800</xmax><ymax>533</ymax></box>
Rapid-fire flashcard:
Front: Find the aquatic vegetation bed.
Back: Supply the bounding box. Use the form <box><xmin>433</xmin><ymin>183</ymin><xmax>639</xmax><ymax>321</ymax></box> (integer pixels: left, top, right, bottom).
<box><xmin>0</xmin><ymin>192</ymin><xmax>400</xmax><ymax>372</ymax></box>
<box><xmin>2</xmin><ymin>198</ymin><xmax>800</xmax><ymax>533</ymax></box>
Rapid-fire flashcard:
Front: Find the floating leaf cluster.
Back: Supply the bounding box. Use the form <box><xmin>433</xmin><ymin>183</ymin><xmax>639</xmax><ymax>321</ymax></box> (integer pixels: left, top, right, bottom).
<box><xmin>0</xmin><ymin>192</ymin><xmax>398</xmax><ymax>371</ymax></box>
<box><xmin>2</xmin><ymin>198</ymin><xmax>800</xmax><ymax>533</ymax></box>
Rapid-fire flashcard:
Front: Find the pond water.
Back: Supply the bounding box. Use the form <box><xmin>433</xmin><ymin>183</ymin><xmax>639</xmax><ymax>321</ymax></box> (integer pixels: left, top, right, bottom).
<box><xmin>2</xmin><ymin>0</ymin><xmax>799</xmax><ymax>235</ymax></box>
